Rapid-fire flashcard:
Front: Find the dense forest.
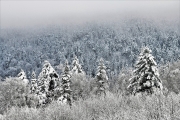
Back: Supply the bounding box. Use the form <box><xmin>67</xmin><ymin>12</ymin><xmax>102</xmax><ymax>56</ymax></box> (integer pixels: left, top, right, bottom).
<box><xmin>0</xmin><ymin>19</ymin><xmax>179</xmax><ymax>79</ymax></box>
<box><xmin>0</xmin><ymin>19</ymin><xmax>180</xmax><ymax>120</ymax></box>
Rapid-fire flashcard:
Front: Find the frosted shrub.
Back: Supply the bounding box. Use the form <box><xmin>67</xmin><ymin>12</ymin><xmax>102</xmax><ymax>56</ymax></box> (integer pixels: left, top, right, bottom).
<box><xmin>71</xmin><ymin>74</ymin><xmax>90</xmax><ymax>100</ymax></box>
<box><xmin>0</xmin><ymin>77</ymin><xmax>38</xmax><ymax>114</ymax></box>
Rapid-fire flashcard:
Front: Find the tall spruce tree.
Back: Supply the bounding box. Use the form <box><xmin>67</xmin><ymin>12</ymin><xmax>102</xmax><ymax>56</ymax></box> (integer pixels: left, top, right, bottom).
<box><xmin>59</xmin><ymin>60</ymin><xmax>72</xmax><ymax>106</ymax></box>
<box><xmin>128</xmin><ymin>47</ymin><xmax>163</xmax><ymax>95</ymax></box>
<box><xmin>37</xmin><ymin>60</ymin><xmax>59</xmax><ymax>105</ymax></box>
<box><xmin>95</xmin><ymin>58</ymin><xmax>108</xmax><ymax>96</ymax></box>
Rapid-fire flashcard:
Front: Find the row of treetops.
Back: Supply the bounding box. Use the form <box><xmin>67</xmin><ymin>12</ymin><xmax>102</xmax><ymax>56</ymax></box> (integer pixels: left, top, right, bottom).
<box><xmin>16</xmin><ymin>47</ymin><xmax>163</xmax><ymax>106</ymax></box>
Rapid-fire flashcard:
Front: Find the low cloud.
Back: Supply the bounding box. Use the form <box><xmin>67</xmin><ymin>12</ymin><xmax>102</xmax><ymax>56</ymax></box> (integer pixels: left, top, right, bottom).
<box><xmin>1</xmin><ymin>1</ymin><xmax>179</xmax><ymax>28</ymax></box>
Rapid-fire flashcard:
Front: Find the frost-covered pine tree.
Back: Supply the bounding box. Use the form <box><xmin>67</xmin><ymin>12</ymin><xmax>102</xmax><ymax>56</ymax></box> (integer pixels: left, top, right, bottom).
<box><xmin>17</xmin><ymin>69</ymin><xmax>29</xmax><ymax>85</ymax></box>
<box><xmin>37</xmin><ymin>61</ymin><xmax>59</xmax><ymax>93</ymax></box>
<box><xmin>58</xmin><ymin>60</ymin><xmax>72</xmax><ymax>106</ymax></box>
<box><xmin>71</xmin><ymin>56</ymin><xmax>85</xmax><ymax>75</ymax></box>
<box><xmin>95</xmin><ymin>58</ymin><xmax>108</xmax><ymax>96</ymax></box>
<box><xmin>37</xmin><ymin>60</ymin><xmax>59</xmax><ymax>105</ymax></box>
<box><xmin>36</xmin><ymin>61</ymin><xmax>50</xmax><ymax>105</ymax></box>
<box><xmin>37</xmin><ymin>61</ymin><xmax>49</xmax><ymax>94</ymax></box>
<box><xmin>30</xmin><ymin>71</ymin><xmax>37</xmax><ymax>94</ymax></box>
<box><xmin>128</xmin><ymin>47</ymin><xmax>163</xmax><ymax>95</ymax></box>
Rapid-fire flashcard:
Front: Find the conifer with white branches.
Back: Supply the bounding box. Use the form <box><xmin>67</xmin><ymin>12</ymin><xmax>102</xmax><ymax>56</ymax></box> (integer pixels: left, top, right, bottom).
<box><xmin>37</xmin><ymin>61</ymin><xmax>59</xmax><ymax>92</ymax></box>
<box><xmin>58</xmin><ymin>60</ymin><xmax>72</xmax><ymax>106</ymax></box>
<box><xmin>30</xmin><ymin>71</ymin><xmax>37</xmax><ymax>94</ymax></box>
<box><xmin>37</xmin><ymin>60</ymin><xmax>59</xmax><ymax>105</ymax></box>
<box><xmin>71</xmin><ymin>56</ymin><xmax>85</xmax><ymax>75</ymax></box>
<box><xmin>95</xmin><ymin>58</ymin><xmax>108</xmax><ymax>96</ymax></box>
<box><xmin>37</xmin><ymin>61</ymin><xmax>50</xmax><ymax>94</ymax></box>
<box><xmin>128</xmin><ymin>47</ymin><xmax>163</xmax><ymax>95</ymax></box>
<box><xmin>17</xmin><ymin>69</ymin><xmax>29</xmax><ymax>85</ymax></box>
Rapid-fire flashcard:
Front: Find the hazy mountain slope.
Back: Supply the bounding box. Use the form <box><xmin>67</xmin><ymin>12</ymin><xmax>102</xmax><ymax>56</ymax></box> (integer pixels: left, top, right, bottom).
<box><xmin>0</xmin><ymin>19</ymin><xmax>179</xmax><ymax>79</ymax></box>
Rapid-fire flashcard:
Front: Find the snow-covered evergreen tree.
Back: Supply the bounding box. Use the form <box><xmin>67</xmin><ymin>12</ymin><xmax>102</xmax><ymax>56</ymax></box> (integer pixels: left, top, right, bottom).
<box><xmin>37</xmin><ymin>61</ymin><xmax>49</xmax><ymax>94</ymax></box>
<box><xmin>37</xmin><ymin>60</ymin><xmax>59</xmax><ymax>105</ymax></box>
<box><xmin>59</xmin><ymin>60</ymin><xmax>72</xmax><ymax>106</ymax></box>
<box><xmin>37</xmin><ymin>61</ymin><xmax>59</xmax><ymax>93</ymax></box>
<box><xmin>30</xmin><ymin>71</ymin><xmax>37</xmax><ymax>94</ymax></box>
<box><xmin>71</xmin><ymin>56</ymin><xmax>85</xmax><ymax>75</ymax></box>
<box><xmin>17</xmin><ymin>69</ymin><xmax>29</xmax><ymax>85</ymax></box>
<box><xmin>128</xmin><ymin>47</ymin><xmax>163</xmax><ymax>95</ymax></box>
<box><xmin>95</xmin><ymin>58</ymin><xmax>108</xmax><ymax>96</ymax></box>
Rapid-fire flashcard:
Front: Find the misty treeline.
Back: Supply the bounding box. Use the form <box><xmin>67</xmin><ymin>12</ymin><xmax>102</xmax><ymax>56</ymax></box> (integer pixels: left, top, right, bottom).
<box><xmin>0</xmin><ymin>19</ymin><xmax>179</xmax><ymax>91</ymax></box>
<box><xmin>0</xmin><ymin>19</ymin><xmax>180</xmax><ymax>119</ymax></box>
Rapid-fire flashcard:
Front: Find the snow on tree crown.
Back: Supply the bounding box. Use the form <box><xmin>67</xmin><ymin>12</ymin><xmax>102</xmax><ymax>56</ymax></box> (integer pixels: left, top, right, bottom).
<box><xmin>72</xmin><ymin>56</ymin><xmax>84</xmax><ymax>74</ymax></box>
<box><xmin>72</xmin><ymin>56</ymin><xmax>79</xmax><ymax>66</ymax></box>
<box><xmin>142</xmin><ymin>47</ymin><xmax>151</xmax><ymax>54</ymax></box>
<box><xmin>17</xmin><ymin>69</ymin><xmax>29</xmax><ymax>85</ymax></box>
<box><xmin>64</xmin><ymin>60</ymin><xmax>70</xmax><ymax>75</ymax></box>
<box><xmin>128</xmin><ymin>47</ymin><xmax>163</xmax><ymax>94</ymax></box>
<box><xmin>31</xmin><ymin>71</ymin><xmax>36</xmax><ymax>80</ymax></box>
<box><xmin>40</xmin><ymin>60</ymin><xmax>59</xmax><ymax>78</ymax></box>
<box><xmin>31</xmin><ymin>71</ymin><xmax>37</xmax><ymax>86</ymax></box>
<box><xmin>98</xmin><ymin>58</ymin><xmax>107</xmax><ymax>72</ymax></box>
<box><xmin>17</xmin><ymin>69</ymin><xmax>27</xmax><ymax>80</ymax></box>
<box><xmin>96</xmin><ymin>58</ymin><xmax>108</xmax><ymax>81</ymax></box>
<box><xmin>42</xmin><ymin>60</ymin><xmax>51</xmax><ymax>74</ymax></box>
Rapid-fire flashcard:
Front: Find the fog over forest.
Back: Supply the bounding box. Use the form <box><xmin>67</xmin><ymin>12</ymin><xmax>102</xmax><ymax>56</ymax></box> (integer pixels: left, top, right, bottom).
<box><xmin>1</xmin><ymin>1</ymin><xmax>179</xmax><ymax>28</ymax></box>
<box><xmin>0</xmin><ymin>1</ymin><xmax>180</xmax><ymax>79</ymax></box>
<box><xmin>1</xmin><ymin>1</ymin><xmax>180</xmax><ymax>119</ymax></box>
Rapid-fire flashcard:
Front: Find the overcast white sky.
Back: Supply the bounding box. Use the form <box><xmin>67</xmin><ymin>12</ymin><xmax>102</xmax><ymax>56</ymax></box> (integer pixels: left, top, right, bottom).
<box><xmin>0</xmin><ymin>0</ymin><xmax>179</xmax><ymax>29</ymax></box>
